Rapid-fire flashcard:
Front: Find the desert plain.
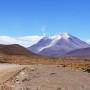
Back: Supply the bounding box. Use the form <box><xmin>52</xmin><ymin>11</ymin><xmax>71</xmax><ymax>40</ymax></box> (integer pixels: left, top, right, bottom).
<box><xmin>0</xmin><ymin>63</ymin><xmax>90</xmax><ymax>90</ymax></box>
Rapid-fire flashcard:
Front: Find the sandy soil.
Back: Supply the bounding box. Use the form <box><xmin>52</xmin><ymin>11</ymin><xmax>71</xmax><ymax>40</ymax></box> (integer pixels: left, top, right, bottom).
<box><xmin>0</xmin><ymin>64</ymin><xmax>90</xmax><ymax>90</ymax></box>
<box><xmin>0</xmin><ymin>64</ymin><xmax>24</xmax><ymax>84</ymax></box>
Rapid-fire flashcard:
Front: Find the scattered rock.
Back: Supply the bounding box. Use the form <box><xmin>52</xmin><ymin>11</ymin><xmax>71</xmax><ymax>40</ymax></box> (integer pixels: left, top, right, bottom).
<box><xmin>56</xmin><ymin>87</ymin><xmax>61</xmax><ymax>90</ymax></box>
<box><xmin>50</xmin><ymin>72</ymin><xmax>56</xmax><ymax>75</ymax></box>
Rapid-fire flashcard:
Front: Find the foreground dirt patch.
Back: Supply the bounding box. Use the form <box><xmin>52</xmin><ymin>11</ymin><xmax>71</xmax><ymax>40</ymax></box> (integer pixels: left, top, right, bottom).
<box><xmin>0</xmin><ymin>64</ymin><xmax>90</xmax><ymax>90</ymax></box>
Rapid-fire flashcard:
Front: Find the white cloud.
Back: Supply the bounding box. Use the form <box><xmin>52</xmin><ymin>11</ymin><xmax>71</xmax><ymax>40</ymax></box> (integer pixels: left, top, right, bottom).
<box><xmin>86</xmin><ymin>40</ymin><xmax>90</xmax><ymax>44</ymax></box>
<box><xmin>0</xmin><ymin>35</ymin><xmax>43</xmax><ymax>47</ymax></box>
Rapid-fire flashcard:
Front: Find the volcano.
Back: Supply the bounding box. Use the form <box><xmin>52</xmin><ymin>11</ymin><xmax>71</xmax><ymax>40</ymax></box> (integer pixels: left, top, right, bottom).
<box><xmin>28</xmin><ymin>33</ymin><xmax>90</xmax><ymax>57</ymax></box>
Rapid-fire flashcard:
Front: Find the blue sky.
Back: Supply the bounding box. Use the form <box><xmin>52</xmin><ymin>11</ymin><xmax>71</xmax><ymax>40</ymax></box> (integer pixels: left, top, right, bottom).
<box><xmin>0</xmin><ymin>0</ymin><xmax>90</xmax><ymax>40</ymax></box>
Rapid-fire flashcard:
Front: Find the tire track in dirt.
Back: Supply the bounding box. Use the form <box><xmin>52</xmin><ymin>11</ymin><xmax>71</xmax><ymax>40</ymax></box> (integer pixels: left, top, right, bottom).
<box><xmin>0</xmin><ymin>67</ymin><xmax>27</xmax><ymax>90</ymax></box>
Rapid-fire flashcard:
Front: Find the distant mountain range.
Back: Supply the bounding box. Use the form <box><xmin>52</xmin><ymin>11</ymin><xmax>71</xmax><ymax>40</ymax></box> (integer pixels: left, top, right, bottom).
<box><xmin>0</xmin><ymin>33</ymin><xmax>90</xmax><ymax>64</ymax></box>
<box><xmin>0</xmin><ymin>33</ymin><xmax>90</xmax><ymax>58</ymax></box>
<box><xmin>28</xmin><ymin>33</ymin><xmax>90</xmax><ymax>57</ymax></box>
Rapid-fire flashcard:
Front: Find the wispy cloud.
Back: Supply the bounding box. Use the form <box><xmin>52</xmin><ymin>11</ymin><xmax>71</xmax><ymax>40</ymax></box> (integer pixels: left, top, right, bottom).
<box><xmin>41</xmin><ymin>25</ymin><xmax>47</xmax><ymax>36</ymax></box>
<box><xmin>0</xmin><ymin>35</ymin><xmax>43</xmax><ymax>47</ymax></box>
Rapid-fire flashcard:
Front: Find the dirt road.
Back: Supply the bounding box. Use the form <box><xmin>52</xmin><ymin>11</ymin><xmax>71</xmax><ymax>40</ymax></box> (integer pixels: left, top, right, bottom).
<box><xmin>0</xmin><ymin>64</ymin><xmax>90</xmax><ymax>90</ymax></box>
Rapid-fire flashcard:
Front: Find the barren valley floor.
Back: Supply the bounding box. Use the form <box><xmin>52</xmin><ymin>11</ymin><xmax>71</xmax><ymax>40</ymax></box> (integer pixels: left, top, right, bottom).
<box><xmin>0</xmin><ymin>64</ymin><xmax>90</xmax><ymax>90</ymax></box>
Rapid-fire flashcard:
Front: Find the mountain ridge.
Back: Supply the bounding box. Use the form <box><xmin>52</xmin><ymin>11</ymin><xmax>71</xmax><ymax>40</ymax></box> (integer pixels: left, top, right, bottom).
<box><xmin>66</xmin><ymin>47</ymin><xmax>90</xmax><ymax>57</ymax></box>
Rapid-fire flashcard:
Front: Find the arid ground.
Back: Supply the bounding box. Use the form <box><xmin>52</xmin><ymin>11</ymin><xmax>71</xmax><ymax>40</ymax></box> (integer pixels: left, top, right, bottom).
<box><xmin>0</xmin><ymin>64</ymin><xmax>90</xmax><ymax>90</ymax></box>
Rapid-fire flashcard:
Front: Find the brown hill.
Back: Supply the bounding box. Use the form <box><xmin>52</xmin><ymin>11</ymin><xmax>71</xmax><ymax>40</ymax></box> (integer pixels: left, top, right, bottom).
<box><xmin>0</xmin><ymin>44</ymin><xmax>36</xmax><ymax>56</ymax></box>
<box><xmin>0</xmin><ymin>44</ymin><xmax>51</xmax><ymax>64</ymax></box>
